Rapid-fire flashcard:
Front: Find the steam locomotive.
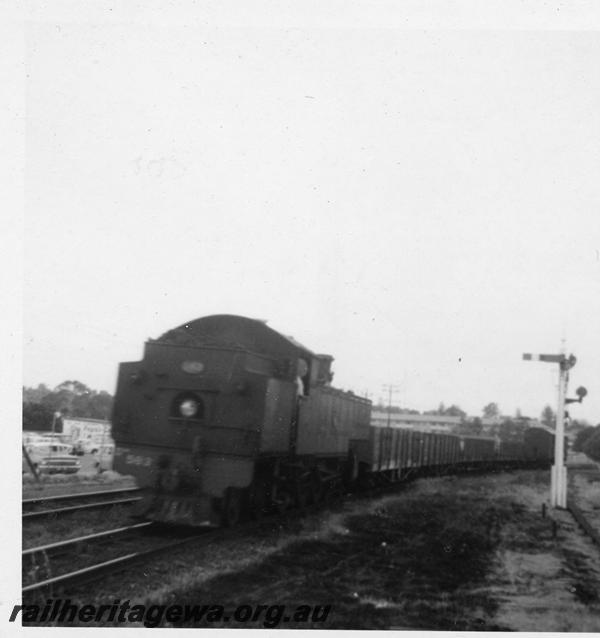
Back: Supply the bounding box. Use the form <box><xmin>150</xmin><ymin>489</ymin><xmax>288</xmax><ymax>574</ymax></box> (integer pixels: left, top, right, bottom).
<box><xmin>111</xmin><ymin>314</ymin><xmax>554</xmax><ymax>527</ymax></box>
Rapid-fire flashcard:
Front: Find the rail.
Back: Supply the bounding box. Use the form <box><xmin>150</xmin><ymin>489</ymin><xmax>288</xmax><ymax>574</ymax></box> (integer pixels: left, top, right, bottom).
<box><xmin>22</xmin><ymin>525</ymin><xmax>209</xmax><ymax>595</ymax></box>
<box><xmin>23</xmin><ymin>486</ymin><xmax>141</xmax><ymax>506</ymax></box>
<box><xmin>23</xmin><ymin>496</ymin><xmax>142</xmax><ymax>521</ymax></box>
<box><xmin>23</xmin><ymin>522</ymin><xmax>153</xmax><ymax>559</ymax></box>
<box><xmin>567</xmin><ymin>500</ymin><xmax>600</xmax><ymax>548</ymax></box>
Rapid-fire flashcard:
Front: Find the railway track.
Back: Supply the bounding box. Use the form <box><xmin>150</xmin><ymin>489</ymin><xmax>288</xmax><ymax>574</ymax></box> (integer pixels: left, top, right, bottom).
<box><xmin>567</xmin><ymin>500</ymin><xmax>600</xmax><ymax>547</ymax></box>
<box><xmin>22</xmin><ymin>466</ymin><xmax>548</xmax><ymax>598</ymax></box>
<box><xmin>23</xmin><ymin>487</ymin><xmax>143</xmax><ymax>522</ymax></box>
<box><xmin>21</xmin><ymin>484</ymin><xmax>356</xmax><ymax>596</ymax></box>
<box><xmin>566</xmin><ymin>458</ymin><xmax>600</xmax><ymax>548</ymax></box>
<box><xmin>22</xmin><ymin>521</ymin><xmax>209</xmax><ymax>594</ymax></box>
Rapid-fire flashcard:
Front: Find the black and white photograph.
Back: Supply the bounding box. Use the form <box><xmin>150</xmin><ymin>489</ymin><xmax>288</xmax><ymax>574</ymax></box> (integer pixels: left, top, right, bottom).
<box><xmin>5</xmin><ymin>0</ymin><xmax>600</xmax><ymax>632</ymax></box>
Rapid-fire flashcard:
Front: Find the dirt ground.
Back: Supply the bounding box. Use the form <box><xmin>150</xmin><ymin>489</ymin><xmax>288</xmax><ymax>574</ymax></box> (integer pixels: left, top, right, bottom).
<box><xmin>144</xmin><ymin>468</ymin><xmax>600</xmax><ymax>630</ymax></box>
<box><xmin>26</xmin><ymin>468</ymin><xmax>600</xmax><ymax>630</ymax></box>
<box><xmin>484</xmin><ymin>468</ymin><xmax>600</xmax><ymax>632</ymax></box>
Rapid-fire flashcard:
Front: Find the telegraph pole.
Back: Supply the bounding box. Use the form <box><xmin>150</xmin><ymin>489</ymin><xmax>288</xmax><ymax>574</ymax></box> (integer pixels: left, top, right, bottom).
<box><xmin>382</xmin><ymin>384</ymin><xmax>401</xmax><ymax>428</ymax></box>
<box><xmin>523</xmin><ymin>352</ymin><xmax>587</xmax><ymax>508</ymax></box>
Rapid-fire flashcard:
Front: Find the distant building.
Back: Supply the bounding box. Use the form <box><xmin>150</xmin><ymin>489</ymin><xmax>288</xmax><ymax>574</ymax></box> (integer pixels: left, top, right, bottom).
<box><xmin>370</xmin><ymin>411</ymin><xmax>462</xmax><ymax>433</ymax></box>
<box><xmin>61</xmin><ymin>417</ymin><xmax>112</xmax><ymax>445</ymax></box>
<box><xmin>371</xmin><ymin>411</ymin><xmax>542</xmax><ymax>435</ymax></box>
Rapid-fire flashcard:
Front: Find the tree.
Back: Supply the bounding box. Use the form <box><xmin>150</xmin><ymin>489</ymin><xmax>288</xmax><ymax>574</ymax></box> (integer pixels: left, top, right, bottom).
<box><xmin>541</xmin><ymin>405</ymin><xmax>555</xmax><ymax>428</ymax></box>
<box><xmin>23</xmin><ymin>381</ymin><xmax>114</xmax><ymax>422</ymax></box>
<box><xmin>45</xmin><ymin>380</ymin><xmax>92</xmax><ymax>416</ymax></box>
<box><xmin>55</xmin><ymin>380</ymin><xmax>91</xmax><ymax>395</ymax></box>
<box><xmin>22</xmin><ymin>383</ymin><xmax>52</xmax><ymax>404</ymax></box>
<box><xmin>87</xmin><ymin>391</ymin><xmax>113</xmax><ymax>420</ymax></box>
<box><xmin>568</xmin><ymin>418</ymin><xmax>591</xmax><ymax>434</ymax></box>
<box><xmin>490</xmin><ymin>418</ymin><xmax>527</xmax><ymax>443</ymax></box>
<box><xmin>482</xmin><ymin>402</ymin><xmax>500</xmax><ymax>419</ymax></box>
<box><xmin>41</xmin><ymin>390</ymin><xmax>73</xmax><ymax>417</ymax></box>
<box><xmin>424</xmin><ymin>403</ymin><xmax>466</xmax><ymax>418</ymax></box>
<box><xmin>456</xmin><ymin>417</ymin><xmax>483</xmax><ymax>436</ymax></box>
<box><xmin>573</xmin><ymin>425</ymin><xmax>598</xmax><ymax>452</ymax></box>
<box><xmin>583</xmin><ymin>427</ymin><xmax>600</xmax><ymax>462</ymax></box>
<box><xmin>444</xmin><ymin>404</ymin><xmax>466</xmax><ymax>418</ymax></box>
<box><xmin>22</xmin><ymin>402</ymin><xmax>54</xmax><ymax>431</ymax></box>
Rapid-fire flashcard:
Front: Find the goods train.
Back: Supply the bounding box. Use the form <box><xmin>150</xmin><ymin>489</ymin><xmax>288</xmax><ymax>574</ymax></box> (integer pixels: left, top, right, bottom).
<box><xmin>112</xmin><ymin>314</ymin><xmax>554</xmax><ymax>527</ymax></box>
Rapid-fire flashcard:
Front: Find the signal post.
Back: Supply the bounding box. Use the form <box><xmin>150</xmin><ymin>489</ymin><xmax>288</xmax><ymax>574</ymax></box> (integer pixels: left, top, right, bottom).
<box><xmin>523</xmin><ymin>353</ymin><xmax>586</xmax><ymax>508</ymax></box>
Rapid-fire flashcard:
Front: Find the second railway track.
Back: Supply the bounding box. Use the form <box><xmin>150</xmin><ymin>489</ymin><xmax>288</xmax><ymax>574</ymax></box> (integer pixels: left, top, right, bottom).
<box><xmin>566</xmin><ymin>459</ymin><xmax>600</xmax><ymax>549</ymax></box>
<box><xmin>23</xmin><ymin>487</ymin><xmax>143</xmax><ymax>522</ymax></box>
<box><xmin>23</xmin><ymin>520</ymin><xmax>209</xmax><ymax>595</ymax></box>
<box><xmin>21</xmin><ymin>483</ymin><xmax>362</xmax><ymax>597</ymax></box>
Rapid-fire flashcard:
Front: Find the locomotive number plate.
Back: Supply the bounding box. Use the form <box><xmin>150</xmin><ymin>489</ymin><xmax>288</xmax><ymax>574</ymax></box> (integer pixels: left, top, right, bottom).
<box><xmin>125</xmin><ymin>454</ymin><xmax>152</xmax><ymax>467</ymax></box>
<box><xmin>181</xmin><ymin>360</ymin><xmax>205</xmax><ymax>374</ymax></box>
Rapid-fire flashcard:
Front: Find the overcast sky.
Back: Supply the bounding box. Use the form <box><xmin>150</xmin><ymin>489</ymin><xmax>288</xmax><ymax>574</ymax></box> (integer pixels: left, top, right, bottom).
<box><xmin>22</xmin><ymin>3</ymin><xmax>600</xmax><ymax>423</ymax></box>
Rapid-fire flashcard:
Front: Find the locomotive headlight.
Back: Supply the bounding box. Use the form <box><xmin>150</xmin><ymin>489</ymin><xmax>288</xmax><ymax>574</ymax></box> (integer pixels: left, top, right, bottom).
<box><xmin>170</xmin><ymin>392</ymin><xmax>204</xmax><ymax>420</ymax></box>
<box><xmin>179</xmin><ymin>398</ymin><xmax>199</xmax><ymax>418</ymax></box>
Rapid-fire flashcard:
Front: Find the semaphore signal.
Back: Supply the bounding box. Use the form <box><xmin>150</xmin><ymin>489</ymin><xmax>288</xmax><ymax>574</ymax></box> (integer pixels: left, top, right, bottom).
<box><xmin>523</xmin><ymin>351</ymin><xmax>587</xmax><ymax>509</ymax></box>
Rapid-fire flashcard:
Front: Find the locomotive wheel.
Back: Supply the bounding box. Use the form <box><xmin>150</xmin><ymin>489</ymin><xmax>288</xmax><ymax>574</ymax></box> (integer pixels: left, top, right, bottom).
<box><xmin>222</xmin><ymin>487</ymin><xmax>243</xmax><ymax>527</ymax></box>
<box><xmin>310</xmin><ymin>475</ymin><xmax>324</xmax><ymax>504</ymax></box>
<box><xmin>329</xmin><ymin>485</ymin><xmax>344</xmax><ymax>503</ymax></box>
<box><xmin>344</xmin><ymin>451</ymin><xmax>358</xmax><ymax>487</ymax></box>
<box><xmin>296</xmin><ymin>484</ymin><xmax>311</xmax><ymax>510</ymax></box>
<box><xmin>250</xmin><ymin>481</ymin><xmax>268</xmax><ymax>520</ymax></box>
<box><xmin>274</xmin><ymin>488</ymin><xmax>293</xmax><ymax>514</ymax></box>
